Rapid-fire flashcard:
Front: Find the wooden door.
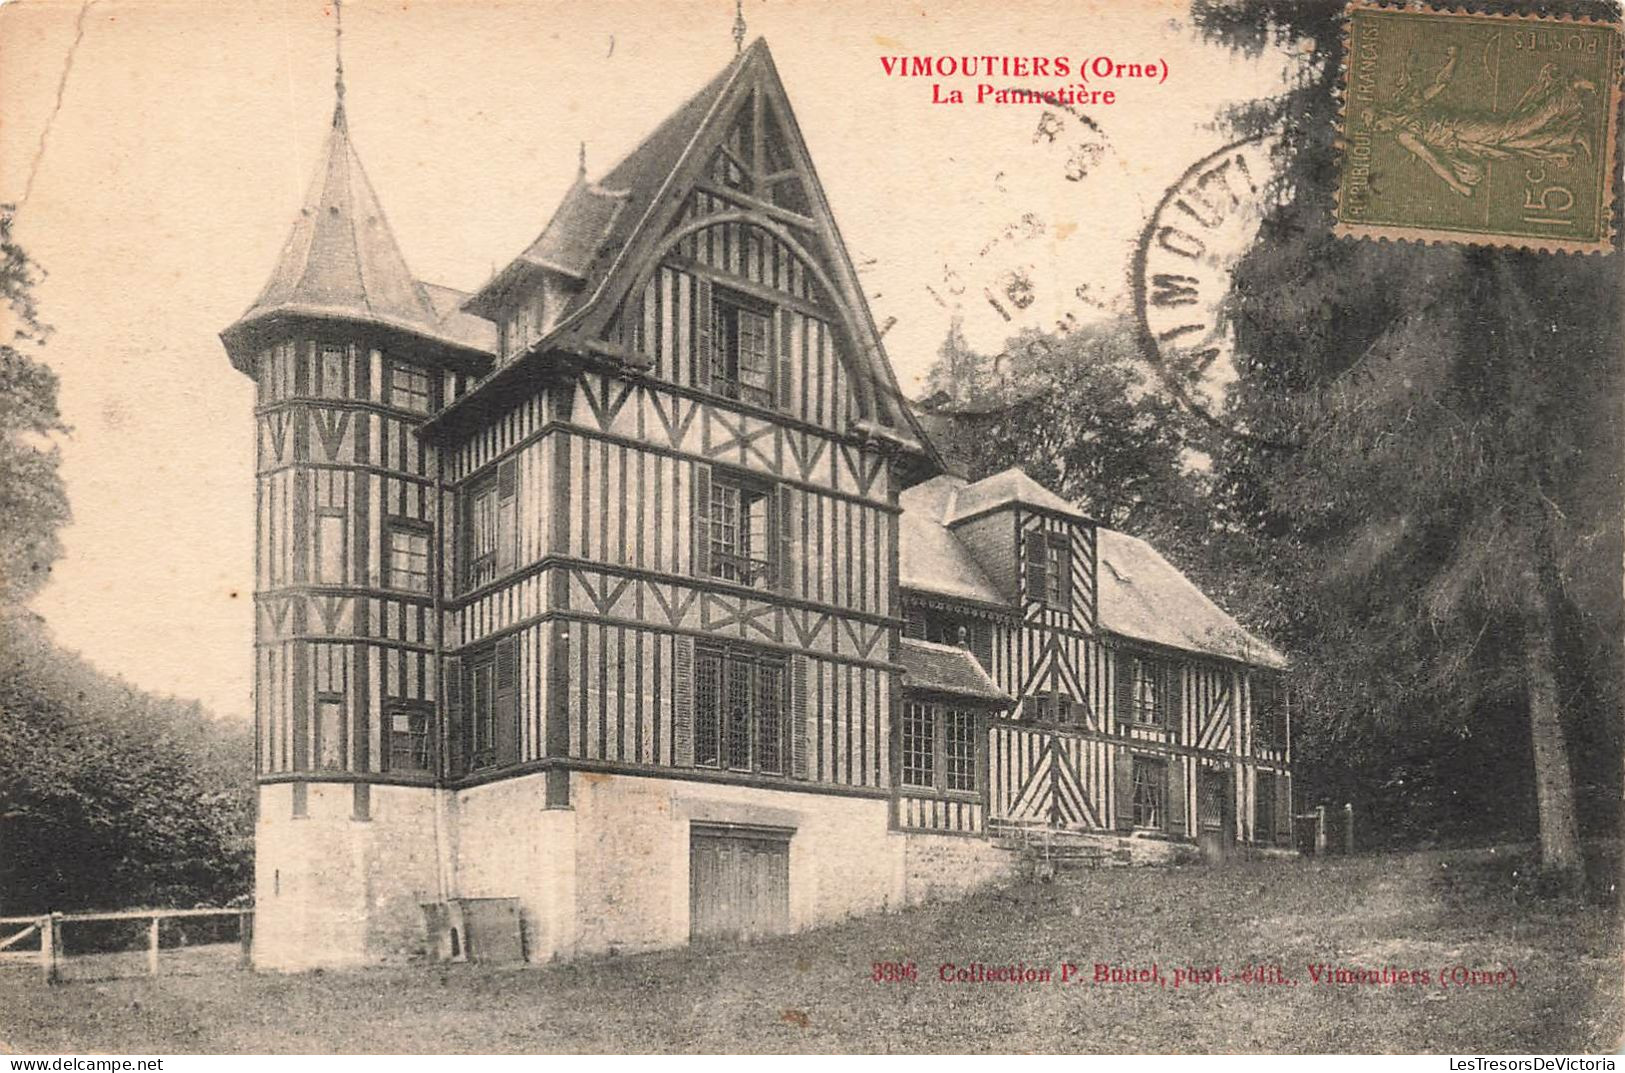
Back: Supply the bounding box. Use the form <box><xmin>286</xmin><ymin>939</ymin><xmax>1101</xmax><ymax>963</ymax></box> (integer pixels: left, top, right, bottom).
<box><xmin>1197</xmin><ymin>767</ymin><xmax>1235</xmax><ymax>862</ymax></box>
<box><xmin>689</xmin><ymin>826</ymin><xmax>790</xmax><ymax>942</ymax></box>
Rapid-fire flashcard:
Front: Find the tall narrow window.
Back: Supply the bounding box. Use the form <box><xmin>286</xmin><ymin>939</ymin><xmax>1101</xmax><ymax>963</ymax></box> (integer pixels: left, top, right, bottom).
<box><xmin>712</xmin><ymin>294</ymin><xmax>774</xmax><ymax>408</ymax></box>
<box><xmin>389</xmin><ymin>361</ymin><xmax>432</xmax><ymax>413</ymax></box>
<box><xmin>708</xmin><ymin>474</ymin><xmax>772</xmax><ymax>588</ymax></box>
<box><xmin>692</xmin><ymin>644</ymin><xmax>787</xmax><ymax>775</ymax></box>
<box><xmin>385</xmin><ymin>522</ymin><xmax>430</xmax><ymax>593</ymax></box>
<box><xmin>469</xmin><ymin>658</ymin><xmax>496</xmax><ymax>770</ymax></box>
<box><xmin>1131</xmin><ymin>755</ymin><xmax>1166</xmax><ymax>829</ymax></box>
<box><xmin>464</xmin><ymin>461</ymin><xmax>515</xmax><ymax>591</ymax></box>
<box><xmin>315</xmin><ymin>510</ymin><xmax>347</xmax><ymax>584</ymax></box>
<box><xmin>944</xmin><ymin>708</ymin><xmax>977</xmax><ymax>792</ymax></box>
<box><xmin>901</xmin><ymin>701</ymin><xmax>935</xmax><ymax>789</ymax></box>
<box><xmin>315</xmin><ymin>697</ymin><xmax>345</xmax><ymax>770</ymax></box>
<box><xmin>1130</xmin><ymin>657</ymin><xmax>1164</xmax><ymax>726</ymax></box>
<box><xmin>318</xmin><ymin>344</ymin><xmax>349</xmax><ymax>399</ymax></box>
<box><xmin>1045</xmin><ymin>534</ymin><xmax>1070</xmax><ymax>609</ymax></box>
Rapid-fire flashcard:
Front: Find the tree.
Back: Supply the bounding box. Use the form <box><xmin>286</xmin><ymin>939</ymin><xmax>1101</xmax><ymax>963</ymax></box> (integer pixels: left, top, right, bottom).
<box><xmin>1192</xmin><ymin>0</ymin><xmax>1621</xmax><ymax>879</ymax></box>
<box><xmin>0</xmin><ymin>205</ymin><xmax>70</xmax><ymax>607</ymax></box>
<box><xmin>916</xmin><ymin>318</ymin><xmax>1268</xmax><ymax>608</ymax></box>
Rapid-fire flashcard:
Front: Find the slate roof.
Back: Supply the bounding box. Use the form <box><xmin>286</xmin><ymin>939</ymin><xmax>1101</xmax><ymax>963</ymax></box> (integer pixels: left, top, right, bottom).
<box><xmin>898</xmin><ymin>470</ymin><xmax>1285</xmax><ymax>670</ymax></box>
<box><xmin>222</xmin><ymin>107</ymin><xmax>493</xmax><ymax>369</ymax></box>
<box><xmin>898</xmin><ymin>477</ymin><xmax>1006</xmax><ymax>607</ymax></box>
<box><xmin>897</xmin><ymin>639</ymin><xmax>1010</xmax><ymax>703</ymax></box>
<box><xmin>946</xmin><ymin>467</ymin><xmax>1091</xmax><ymax>525</ymax></box>
<box><xmin>1097</xmin><ymin>529</ymin><xmax>1288</xmax><ymax>670</ymax></box>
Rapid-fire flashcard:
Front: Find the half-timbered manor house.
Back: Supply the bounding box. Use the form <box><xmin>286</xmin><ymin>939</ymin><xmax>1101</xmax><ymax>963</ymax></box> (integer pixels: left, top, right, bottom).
<box><xmin>221</xmin><ymin>34</ymin><xmax>1292</xmax><ymax>970</ymax></box>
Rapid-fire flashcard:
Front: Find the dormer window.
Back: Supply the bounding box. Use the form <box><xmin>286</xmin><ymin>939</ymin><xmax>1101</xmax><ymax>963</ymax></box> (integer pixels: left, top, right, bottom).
<box><xmin>1024</xmin><ymin>529</ymin><xmax>1071</xmax><ymax>610</ymax></box>
<box><xmin>711</xmin><ymin>291</ymin><xmax>774</xmax><ymax>408</ymax></box>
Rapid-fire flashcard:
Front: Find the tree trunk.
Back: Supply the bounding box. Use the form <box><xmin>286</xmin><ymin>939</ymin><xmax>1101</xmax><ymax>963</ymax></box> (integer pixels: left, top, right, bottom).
<box><xmin>1525</xmin><ymin>586</ymin><xmax>1583</xmax><ymax>882</ymax></box>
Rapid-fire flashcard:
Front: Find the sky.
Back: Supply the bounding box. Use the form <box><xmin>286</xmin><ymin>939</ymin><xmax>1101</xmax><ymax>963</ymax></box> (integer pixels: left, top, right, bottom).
<box><xmin>0</xmin><ymin>0</ymin><xmax>1296</xmax><ymax>719</ymax></box>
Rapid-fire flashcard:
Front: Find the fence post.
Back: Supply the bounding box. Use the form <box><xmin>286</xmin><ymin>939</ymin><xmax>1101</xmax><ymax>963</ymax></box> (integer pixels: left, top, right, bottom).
<box><xmin>1344</xmin><ymin>803</ymin><xmax>1355</xmax><ymax>855</ymax></box>
<box><xmin>147</xmin><ymin>916</ymin><xmax>161</xmax><ymax>977</ymax></box>
<box><xmin>238</xmin><ymin>910</ymin><xmax>253</xmax><ymax>968</ymax></box>
<box><xmin>1314</xmin><ymin>805</ymin><xmax>1328</xmax><ymax>855</ymax></box>
<box><xmin>40</xmin><ymin>914</ymin><xmax>57</xmax><ymax>984</ymax></box>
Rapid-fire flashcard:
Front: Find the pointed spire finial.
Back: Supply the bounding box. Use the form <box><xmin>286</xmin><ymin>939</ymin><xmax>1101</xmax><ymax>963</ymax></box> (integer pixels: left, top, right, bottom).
<box><xmin>333</xmin><ymin>0</ymin><xmax>347</xmax><ymax>127</ymax></box>
<box><xmin>732</xmin><ymin>0</ymin><xmax>746</xmax><ymax>55</ymax></box>
<box><xmin>578</xmin><ymin>141</ymin><xmax>587</xmax><ymax>181</ymax></box>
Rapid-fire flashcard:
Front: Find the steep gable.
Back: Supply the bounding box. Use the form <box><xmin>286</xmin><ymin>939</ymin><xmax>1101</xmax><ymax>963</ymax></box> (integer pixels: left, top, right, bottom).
<box><xmin>427</xmin><ymin>38</ymin><xmax>942</xmax><ymax>474</ymax></box>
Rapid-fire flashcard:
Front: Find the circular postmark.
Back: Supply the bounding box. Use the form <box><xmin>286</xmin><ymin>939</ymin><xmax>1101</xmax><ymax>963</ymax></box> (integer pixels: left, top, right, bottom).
<box><xmin>1133</xmin><ymin>133</ymin><xmax>1280</xmax><ymax>423</ymax></box>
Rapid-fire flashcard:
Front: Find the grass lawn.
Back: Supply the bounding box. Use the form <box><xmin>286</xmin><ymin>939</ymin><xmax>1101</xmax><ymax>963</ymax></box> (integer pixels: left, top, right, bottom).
<box><xmin>1</xmin><ymin>844</ymin><xmax>1618</xmax><ymax>1054</ymax></box>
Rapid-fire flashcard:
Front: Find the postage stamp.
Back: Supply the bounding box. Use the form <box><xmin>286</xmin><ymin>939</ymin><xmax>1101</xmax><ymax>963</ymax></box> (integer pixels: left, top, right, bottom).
<box><xmin>1334</xmin><ymin>2</ymin><xmax>1623</xmax><ymax>253</ymax></box>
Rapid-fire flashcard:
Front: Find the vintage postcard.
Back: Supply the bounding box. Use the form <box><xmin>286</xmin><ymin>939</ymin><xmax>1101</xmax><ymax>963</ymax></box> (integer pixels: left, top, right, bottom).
<box><xmin>0</xmin><ymin>0</ymin><xmax>1619</xmax><ymax>1059</ymax></box>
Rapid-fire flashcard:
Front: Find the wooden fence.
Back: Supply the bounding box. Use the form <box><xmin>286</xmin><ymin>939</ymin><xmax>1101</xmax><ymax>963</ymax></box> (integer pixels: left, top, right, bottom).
<box><xmin>0</xmin><ymin>907</ymin><xmax>252</xmax><ymax>983</ymax></box>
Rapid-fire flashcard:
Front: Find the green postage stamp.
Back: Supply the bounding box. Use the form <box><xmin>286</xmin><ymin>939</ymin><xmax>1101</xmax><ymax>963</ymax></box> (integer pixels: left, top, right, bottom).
<box><xmin>1335</xmin><ymin>2</ymin><xmax>1623</xmax><ymax>253</ymax></box>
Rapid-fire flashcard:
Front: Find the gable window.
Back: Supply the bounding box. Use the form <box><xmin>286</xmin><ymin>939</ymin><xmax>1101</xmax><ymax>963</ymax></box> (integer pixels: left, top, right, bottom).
<box><xmin>708</xmin><ymin>472</ymin><xmax>773</xmax><ymax>588</ymax></box>
<box><xmin>388</xmin><ymin>704</ymin><xmax>433</xmax><ymax>774</ymax></box>
<box><xmin>901</xmin><ymin>701</ymin><xmax>980</xmax><ymax>793</ymax></box>
<box><xmin>711</xmin><ymin>292</ymin><xmax>774</xmax><ymax>408</ymax></box>
<box><xmin>1024</xmin><ymin>529</ymin><xmax>1071</xmax><ymax>610</ymax></box>
<box><xmin>1131</xmin><ymin>755</ymin><xmax>1166</xmax><ymax>829</ymax></box>
<box><xmin>388</xmin><ymin>361</ymin><xmax>432</xmax><ymax>413</ymax></box>
<box><xmin>694</xmin><ymin>644</ymin><xmax>787</xmax><ymax>775</ymax></box>
<box><xmin>385</xmin><ymin>521</ymin><xmax>431</xmax><ymax>593</ymax></box>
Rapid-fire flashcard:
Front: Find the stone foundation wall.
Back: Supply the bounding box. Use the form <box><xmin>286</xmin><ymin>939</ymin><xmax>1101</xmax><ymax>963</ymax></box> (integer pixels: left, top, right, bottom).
<box><xmin>899</xmin><ymin>831</ymin><xmax>1019</xmax><ymax>904</ymax></box>
<box><xmin>253</xmin><ymin>782</ymin><xmax>442</xmax><ymax>971</ymax></box>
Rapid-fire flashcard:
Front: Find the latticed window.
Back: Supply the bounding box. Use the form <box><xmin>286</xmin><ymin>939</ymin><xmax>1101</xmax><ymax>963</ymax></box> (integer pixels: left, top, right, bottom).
<box><xmin>709</xmin><ymin>476</ymin><xmax>771</xmax><ymax>587</ymax></box>
<box><xmin>389</xmin><ymin>361</ymin><xmax>432</xmax><ymax>413</ymax></box>
<box><xmin>386</xmin><ymin>522</ymin><xmax>430</xmax><ymax>593</ymax></box>
<box><xmin>1131</xmin><ymin>755</ymin><xmax>1166</xmax><ymax>829</ymax></box>
<box><xmin>695</xmin><ymin>644</ymin><xmax>787</xmax><ymax>774</ymax></box>
<box><xmin>901</xmin><ymin>702</ymin><xmax>935</xmax><ymax>789</ymax></box>
<box><xmin>389</xmin><ymin>706</ymin><xmax>433</xmax><ymax>773</ymax></box>
<box><xmin>712</xmin><ymin>297</ymin><xmax>773</xmax><ymax>408</ymax></box>
<box><xmin>945</xmin><ymin>708</ymin><xmax>977</xmax><ymax>792</ymax></box>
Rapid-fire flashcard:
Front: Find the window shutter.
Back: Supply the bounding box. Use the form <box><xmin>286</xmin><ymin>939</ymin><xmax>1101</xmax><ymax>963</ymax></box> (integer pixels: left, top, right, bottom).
<box><xmin>1113</xmin><ymin>750</ymin><xmax>1136</xmax><ymax>831</ymax></box>
<box><xmin>970</xmin><ymin>620</ymin><xmax>993</xmax><ymax>671</ymax></box>
<box><xmin>1113</xmin><ymin>654</ymin><xmax>1134</xmax><ymax>729</ymax></box>
<box><xmin>496</xmin><ymin>460</ymin><xmax>518</xmax><ymax>574</ymax></box>
<box><xmin>495</xmin><ymin>637</ymin><xmax>519</xmax><ymax>765</ymax></box>
<box><xmin>673</xmin><ymin>637</ymin><xmax>695</xmax><ymax>766</ymax></box>
<box><xmin>694</xmin><ymin>278</ymin><xmax>713</xmax><ymax>389</ymax></box>
<box><xmin>791</xmin><ymin>655</ymin><xmax>809</xmax><ymax>779</ymax></box>
<box><xmin>1165</xmin><ymin>758</ymin><xmax>1187</xmax><ymax>837</ymax></box>
<box><xmin>444</xmin><ymin>656</ymin><xmax>465</xmax><ymax>777</ymax></box>
<box><xmin>903</xmin><ymin>611</ymin><xmax>926</xmax><ymax>640</ymax></box>
<box><xmin>692</xmin><ymin>465</ymin><xmax>711</xmax><ymax>577</ymax></box>
<box><xmin>776</xmin><ymin>308</ymin><xmax>793</xmax><ymax>410</ymax></box>
<box><xmin>776</xmin><ymin>484</ymin><xmax>796</xmax><ymax>594</ymax></box>
<box><xmin>1163</xmin><ymin>662</ymin><xmax>1182</xmax><ymax>742</ymax></box>
<box><xmin>1023</xmin><ymin>529</ymin><xmax>1047</xmax><ymax>601</ymax></box>
<box><xmin>1275</xmin><ymin>773</ymin><xmax>1292</xmax><ymax>845</ymax></box>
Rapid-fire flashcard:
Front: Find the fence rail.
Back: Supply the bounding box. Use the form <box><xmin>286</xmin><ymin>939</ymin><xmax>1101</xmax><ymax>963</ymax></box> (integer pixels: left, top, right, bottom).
<box><xmin>0</xmin><ymin>907</ymin><xmax>252</xmax><ymax>983</ymax></box>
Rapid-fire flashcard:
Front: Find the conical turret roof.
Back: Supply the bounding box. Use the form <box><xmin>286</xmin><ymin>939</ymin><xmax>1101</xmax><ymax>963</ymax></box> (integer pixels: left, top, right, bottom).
<box><xmin>223</xmin><ymin>106</ymin><xmax>492</xmax><ymax>368</ymax></box>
